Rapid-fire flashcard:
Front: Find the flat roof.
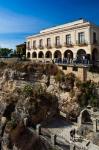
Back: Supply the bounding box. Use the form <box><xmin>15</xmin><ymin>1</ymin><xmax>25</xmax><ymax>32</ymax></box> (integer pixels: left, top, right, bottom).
<box><xmin>27</xmin><ymin>19</ymin><xmax>98</xmax><ymax>39</ymax></box>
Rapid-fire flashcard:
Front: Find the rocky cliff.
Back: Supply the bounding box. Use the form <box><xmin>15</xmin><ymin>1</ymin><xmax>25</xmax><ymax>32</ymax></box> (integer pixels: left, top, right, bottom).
<box><xmin>0</xmin><ymin>61</ymin><xmax>98</xmax><ymax>149</ymax></box>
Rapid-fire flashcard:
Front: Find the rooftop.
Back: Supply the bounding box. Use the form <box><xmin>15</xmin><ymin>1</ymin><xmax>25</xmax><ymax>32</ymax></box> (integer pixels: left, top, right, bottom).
<box><xmin>27</xmin><ymin>18</ymin><xmax>98</xmax><ymax>39</ymax></box>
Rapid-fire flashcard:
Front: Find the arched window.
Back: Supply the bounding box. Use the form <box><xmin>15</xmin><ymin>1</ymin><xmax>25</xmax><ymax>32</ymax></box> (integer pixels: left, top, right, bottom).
<box><xmin>38</xmin><ymin>51</ymin><xmax>44</xmax><ymax>58</ymax></box>
<box><xmin>77</xmin><ymin>49</ymin><xmax>86</xmax><ymax>63</ymax></box>
<box><xmin>27</xmin><ymin>52</ymin><xmax>30</xmax><ymax>58</ymax></box>
<box><xmin>64</xmin><ymin>50</ymin><xmax>73</xmax><ymax>59</ymax></box>
<box><xmin>32</xmin><ymin>52</ymin><xmax>37</xmax><ymax>58</ymax></box>
<box><xmin>45</xmin><ymin>51</ymin><xmax>52</xmax><ymax>58</ymax></box>
<box><xmin>54</xmin><ymin>50</ymin><xmax>62</xmax><ymax>58</ymax></box>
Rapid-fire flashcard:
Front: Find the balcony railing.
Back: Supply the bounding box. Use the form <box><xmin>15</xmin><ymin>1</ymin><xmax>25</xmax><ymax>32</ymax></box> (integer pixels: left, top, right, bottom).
<box><xmin>46</xmin><ymin>45</ymin><xmax>52</xmax><ymax>49</ymax></box>
<box><xmin>54</xmin><ymin>58</ymin><xmax>90</xmax><ymax>66</ymax></box>
<box><xmin>64</xmin><ymin>42</ymin><xmax>73</xmax><ymax>47</ymax></box>
<box><xmin>93</xmin><ymin>40</ymin><xmax>98</xmax><ymax>45</ymax></box>
<box><xmin>38</xmin><ymin>45</ymin><xmax>44</xmax><ymax>49</ymax></box>
<box><xmin>54</xmin><ymin>43</ymin><xmax>62</xmax><ymax>48</ymax></box>
<box><xmin>76</xmin><ymin>41</ymin><xmax>88</xmax><ymax>46</ymax></box>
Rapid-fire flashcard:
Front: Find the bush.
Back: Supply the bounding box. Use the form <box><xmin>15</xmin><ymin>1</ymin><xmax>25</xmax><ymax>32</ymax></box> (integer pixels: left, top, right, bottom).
<box><xmin>23</xmin><ymin>84</ymin><xmax>33</xmax><ymax>97</ymax></box>
<box><xmin>0</xmin><ymin>61</ymin><xmax>7</xmax><ymax>68</ymax></box>
<box><xmin>77</xmin><ymin>80</ymin><xmax>99</xmax><ymax>108</ymax></box>
<box><xmin>55</xmin><ymin>70</ymin><xmax>65</xmax><ymax>83</ymax></box>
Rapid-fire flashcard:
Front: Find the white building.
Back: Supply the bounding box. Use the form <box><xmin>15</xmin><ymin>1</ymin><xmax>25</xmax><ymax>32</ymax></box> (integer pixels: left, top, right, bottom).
<box><xmin>26</xmin><ymin>19</ymin><xmax>99</xmax><ymax>66</ymax></box>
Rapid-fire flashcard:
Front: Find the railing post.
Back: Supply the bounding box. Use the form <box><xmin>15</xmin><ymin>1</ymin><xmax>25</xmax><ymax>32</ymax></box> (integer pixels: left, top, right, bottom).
<box><xmin>70</xmin><ymin>143</ymin><xmax>75</xmax><ymax>150</ymax></box>
<box><xmin>36</xmin><ymin>124</ymin><xmax>41</xmax><ymax>135</ymax></box>
<box><xmin>51</xmin><ymin>134</ymin><xmax>56</xmax><ymax>146</ymax></box>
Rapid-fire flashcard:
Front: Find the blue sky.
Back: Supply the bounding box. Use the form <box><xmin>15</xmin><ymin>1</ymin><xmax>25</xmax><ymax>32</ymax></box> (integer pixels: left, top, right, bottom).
<box><xmin>0</xmin><ymin>0</ymin><xmax>99</xmax><ymax>49</ymax></box>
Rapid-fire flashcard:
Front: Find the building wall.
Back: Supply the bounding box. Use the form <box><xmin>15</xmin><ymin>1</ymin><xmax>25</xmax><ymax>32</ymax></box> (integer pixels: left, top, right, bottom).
<box><xmin>26</xmin><ymin>19</ymin><xmax>99</xmax><ymax>66</ymax></box>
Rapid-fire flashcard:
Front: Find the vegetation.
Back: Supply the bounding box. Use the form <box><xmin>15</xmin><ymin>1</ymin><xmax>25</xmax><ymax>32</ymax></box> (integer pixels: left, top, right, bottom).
<box><xmin>16</xmin><ymin>43</ymin><xmax>26</xmax><ymax>59</ymax></box>
<box><xmin>55</xmin><ymin>70</ymin><xmax>65</xmax><ymax>83</ymax></box>
<box><xmin>0</xmin><ymin>48</ymin><xmax>13</xmax><ymax>57</ymax></box>
<box><xmin>77</xmin><ymin>80</ymin><xmax>99</xmax><ymax>108</ymax></box>
<box><xmin>23</xmin><ymin>84</ymin><xmax>33</xmax><ymax>97</ymax></box>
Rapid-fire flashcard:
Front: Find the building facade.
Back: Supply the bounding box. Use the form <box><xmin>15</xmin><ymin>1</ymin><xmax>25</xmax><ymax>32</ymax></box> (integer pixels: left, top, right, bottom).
<box><xmin>26</xmin><ymin>19</ymin><xmax>99</xmax><ymax>66</ymax></box>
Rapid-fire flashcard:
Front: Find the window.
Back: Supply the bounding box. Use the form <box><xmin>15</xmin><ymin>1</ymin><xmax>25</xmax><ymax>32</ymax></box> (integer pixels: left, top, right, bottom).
<box><xmin>47</xmin><ymin>38</ymin><xmax>51</xmax><ymax>47</ymax></box>
<box><xmin>27</xmin><ymin>41</ymin><xmax>30</xmax><ymax>49</ymax></box>
<box><xmin>33</xmin><ymin>40</ymin><xmax>36</xmax><ymax>48</ymax></box>
<box><xmin>39</xmin><ymin>39</ymin><xmax>43</xmax><ymax>47</ymax></box>
<box><xmin>55</xmin><ymin>36</ymin><xmax>60</xmax><ymax>46</ymax></box>
<box><xmin>78</xmin><ymin>32</ymin><xmax>85</xmax><ymax>44</ymax></box>
<box><xmin>93</xmin><ymin>32</ymin><xmax>97</xmax><ymax>44</ymax></box>
<box><xmin>62</xmin><ymin>66</ymin><xmax>67</xmax><ymax>70</ymax></box>
<box><xmin>66</xmin><ymin>34</ymin><xmax>71</xmax><ymax>44</ymax></box>
<box><xmin>73</xmin><ymin>66</ymin><xmax>78</xmax><ymax>71</ymax></box>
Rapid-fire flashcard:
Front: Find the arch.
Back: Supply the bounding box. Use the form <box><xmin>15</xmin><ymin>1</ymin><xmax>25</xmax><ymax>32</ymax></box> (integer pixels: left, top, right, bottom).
<box><xmin>45</xmin><ymin>51</ymin><xmax>52</xmax><ymax>58</ymax></box>
<box><xmin>27</xmin><ymin>52</ymin><xmax>30</xmax><ymax>58</ymax></box>
<box><xmin>77</xmin><ymin>49</ymin><xmax>86</xmax><ymax>63</ymax></box>
<box><xmin>81</xmin><ymin>110</ymin><xmax>92</xmax><ymax>124</ymax></box>
<box><xmin>38</xmin><ymin>51</ymin><xmax>44</xmax><ymax>58</ymax></box>
<box><xmin>64</xmin><ymin>50</ymin><xmax>73</xmax><ymax>59</ymax></box>
<box><xmin>92</xmin><ymin>48</ymin><xmax>99</xmax><ymax>64</ymax></box>
<box><xmin>32</xmin><ymin>52</ymin><xmax>37</xmax><ymax>58</ymax></box>
<box><xmin>77</xmin><ymin>49</ymin><xmax>86</xmax><ymax>57</ymax></box>
<box><xmin>54</xmin><ymin>50</ymin><xmax>62</xmax><ymax>58</ymax></box>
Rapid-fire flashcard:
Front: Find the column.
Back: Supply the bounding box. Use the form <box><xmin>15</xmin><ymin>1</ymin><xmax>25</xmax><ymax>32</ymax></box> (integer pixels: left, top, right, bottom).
<box><xmin>62</xmin><ymin>53</ymin><xmax>64</xmax><ymax>62</ymax></box>
<box><xmin>52</xmin><ymin>52</ymin><xmax>54</xmax><ymax>61</ymax></box>
<box><xmin>73</xmin><ymin>53</ymin><xmax>77</xmax><ymax>59</ymax></box>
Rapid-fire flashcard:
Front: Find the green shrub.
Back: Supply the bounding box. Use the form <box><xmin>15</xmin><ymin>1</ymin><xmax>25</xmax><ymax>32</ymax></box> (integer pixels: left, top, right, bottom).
<box><xmin>23</xmin><ymin>84</ymin><xmax>33</xmax><ymax>97</ymax></box>
<box><xmin>55</xmin><ymin>70</ymin><xmax>65</xmax><ymax>83</ymax></box>
<box><xmin>78</xmin><ymin>80</ymin><xmax>99</xmax><ymax>108</ymax></box>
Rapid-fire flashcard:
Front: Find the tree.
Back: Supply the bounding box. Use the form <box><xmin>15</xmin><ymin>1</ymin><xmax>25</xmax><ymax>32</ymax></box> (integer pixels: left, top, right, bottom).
<box><xmin>0</xmin><ymin>48</ymin><xmax>12</xmax><ymax>57</ymax></box>
<box><xmin>16</xmin><ymin>43</ymin><xmax>26</xmax><ymax>59</ymax></box>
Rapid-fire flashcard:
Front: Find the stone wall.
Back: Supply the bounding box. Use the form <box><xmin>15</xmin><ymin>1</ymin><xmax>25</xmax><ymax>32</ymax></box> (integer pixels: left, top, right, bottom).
<box><xmin>58</xmin><ymin>65</ymin><xmax>87</xmax><ymax>81</ymax></box>
<box><xmin>87</xmin><ymin>71</ymin><xmax>99</xmax><ymax>82</ymax></box>
<box><xmin>58</xmin><ymin>65</ymin><xmax>99</xmax><ymax>82</ymax></box>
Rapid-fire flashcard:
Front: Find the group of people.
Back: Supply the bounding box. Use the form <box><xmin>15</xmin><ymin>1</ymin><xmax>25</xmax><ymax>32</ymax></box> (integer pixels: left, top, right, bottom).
<box><xmin>54</xmin><ymin>55</ymin><xmax>90</xmax><ymax>65</ymax></box>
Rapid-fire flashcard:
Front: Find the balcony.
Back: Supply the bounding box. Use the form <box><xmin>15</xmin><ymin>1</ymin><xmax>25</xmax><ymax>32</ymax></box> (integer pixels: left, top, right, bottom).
<box><xmin>93</xmin><ymin>40</ymin><xmax>98</xmax><ymax>45</ymax></box>
<box><xmin>26</xmin><ymin>47</ymin><xmax>31</xmax><ymax>50</ymax></box>
<box><xmin>76</xmin><ymin>41</ymin><xmax>88</xmax><ymax>46</ymax></box>
<box><xmin>54</xmin><ymin>43</ymin><xmax>62</xmax><ymax>48</ymax></box>
<box><xmin>38</xmin><ymin>45</ymin><xmax>44</xmax><ymax>49</ymax></box>
<box><xmin>46</xmin><ymin>45</ymin><xmax>52</xmax><ymax>49</ymax></box>
<box><xmin>64</xmin><ymin>42</ymin><xmax>73</xmax><ymax>48</ymax></box>
<box><xmin>33</xmin><ymin>46</ymin><xmax>37</xmax><ymax>50</ymax></box>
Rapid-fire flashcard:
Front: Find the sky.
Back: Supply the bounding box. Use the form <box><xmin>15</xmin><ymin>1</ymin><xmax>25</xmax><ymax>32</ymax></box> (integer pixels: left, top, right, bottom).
<box><xmin>0</xmin><ymin>0</ymin><xmax>99</xmax><ymax>49</ymax></box>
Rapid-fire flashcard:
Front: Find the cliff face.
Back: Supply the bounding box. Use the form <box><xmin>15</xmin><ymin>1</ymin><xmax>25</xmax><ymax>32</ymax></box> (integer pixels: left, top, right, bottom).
<box><xmin>0</xmin><ymin>62</ymin><xmax>98</xmax><ymax>149</ymax></box>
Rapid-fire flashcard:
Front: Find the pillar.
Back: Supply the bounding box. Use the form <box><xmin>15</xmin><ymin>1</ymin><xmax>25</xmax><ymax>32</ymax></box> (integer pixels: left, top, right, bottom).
<box><xmin>23</xmin><ymin>117</ymin><xmax>28</xmax><ymax>127</ymax></box>
<box><xmin>93</xmin><ymin>119</ymin><xmax>97</xmax><ymax>132</ymax></box>
<box><xmin>52</xmin><ymin>53</ymin><xmax>54</xmax><ymax>60</ymax></box>
<box><xmin>51</xmin><ymin>134</ymin><xmax>56</xmax><ymax>145</ymax></box>
<box><xmin>62</xmin><ymin>53</ymin><xmax>64</xmax><ymax>60</ymax></box>
<box><xmin>36</xmin><ymin>124</ymin><xmax>41</xmax><ymax>135</ymax></box>
<box><xmin>77</xmin><ymin>115</ymin><xmax>82</xmax><ymax>128</ymax></box>
<box><xmin>73</xmin><ymin>53</ymin><xmax>77</xmax><ymax>59</ymax></box>
<box><xmin>70</xmin><ymin>143</ymin><xmax>75</xmax><ymax>150</ymax></box>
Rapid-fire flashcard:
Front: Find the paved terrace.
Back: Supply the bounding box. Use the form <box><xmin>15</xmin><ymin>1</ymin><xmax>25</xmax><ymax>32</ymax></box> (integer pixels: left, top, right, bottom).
<box><xmin>40</xmin><ymin>117</ymin><xmax>99</xmax><ymax>150</ymax></box>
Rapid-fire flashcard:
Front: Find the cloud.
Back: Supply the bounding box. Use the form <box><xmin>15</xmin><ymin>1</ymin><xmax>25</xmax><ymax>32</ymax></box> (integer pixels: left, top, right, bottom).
<box><xmin>0</xmin><ymin>10</ymin><xmax>51</xmax><ymax>33</ymax></box>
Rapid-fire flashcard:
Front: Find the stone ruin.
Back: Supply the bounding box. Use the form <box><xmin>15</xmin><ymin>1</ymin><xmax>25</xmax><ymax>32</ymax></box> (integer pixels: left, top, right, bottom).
<box><xmin>77</xmin><ymin>106</ymin><xmax>99</xmax><ymax>132</ymax></box>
